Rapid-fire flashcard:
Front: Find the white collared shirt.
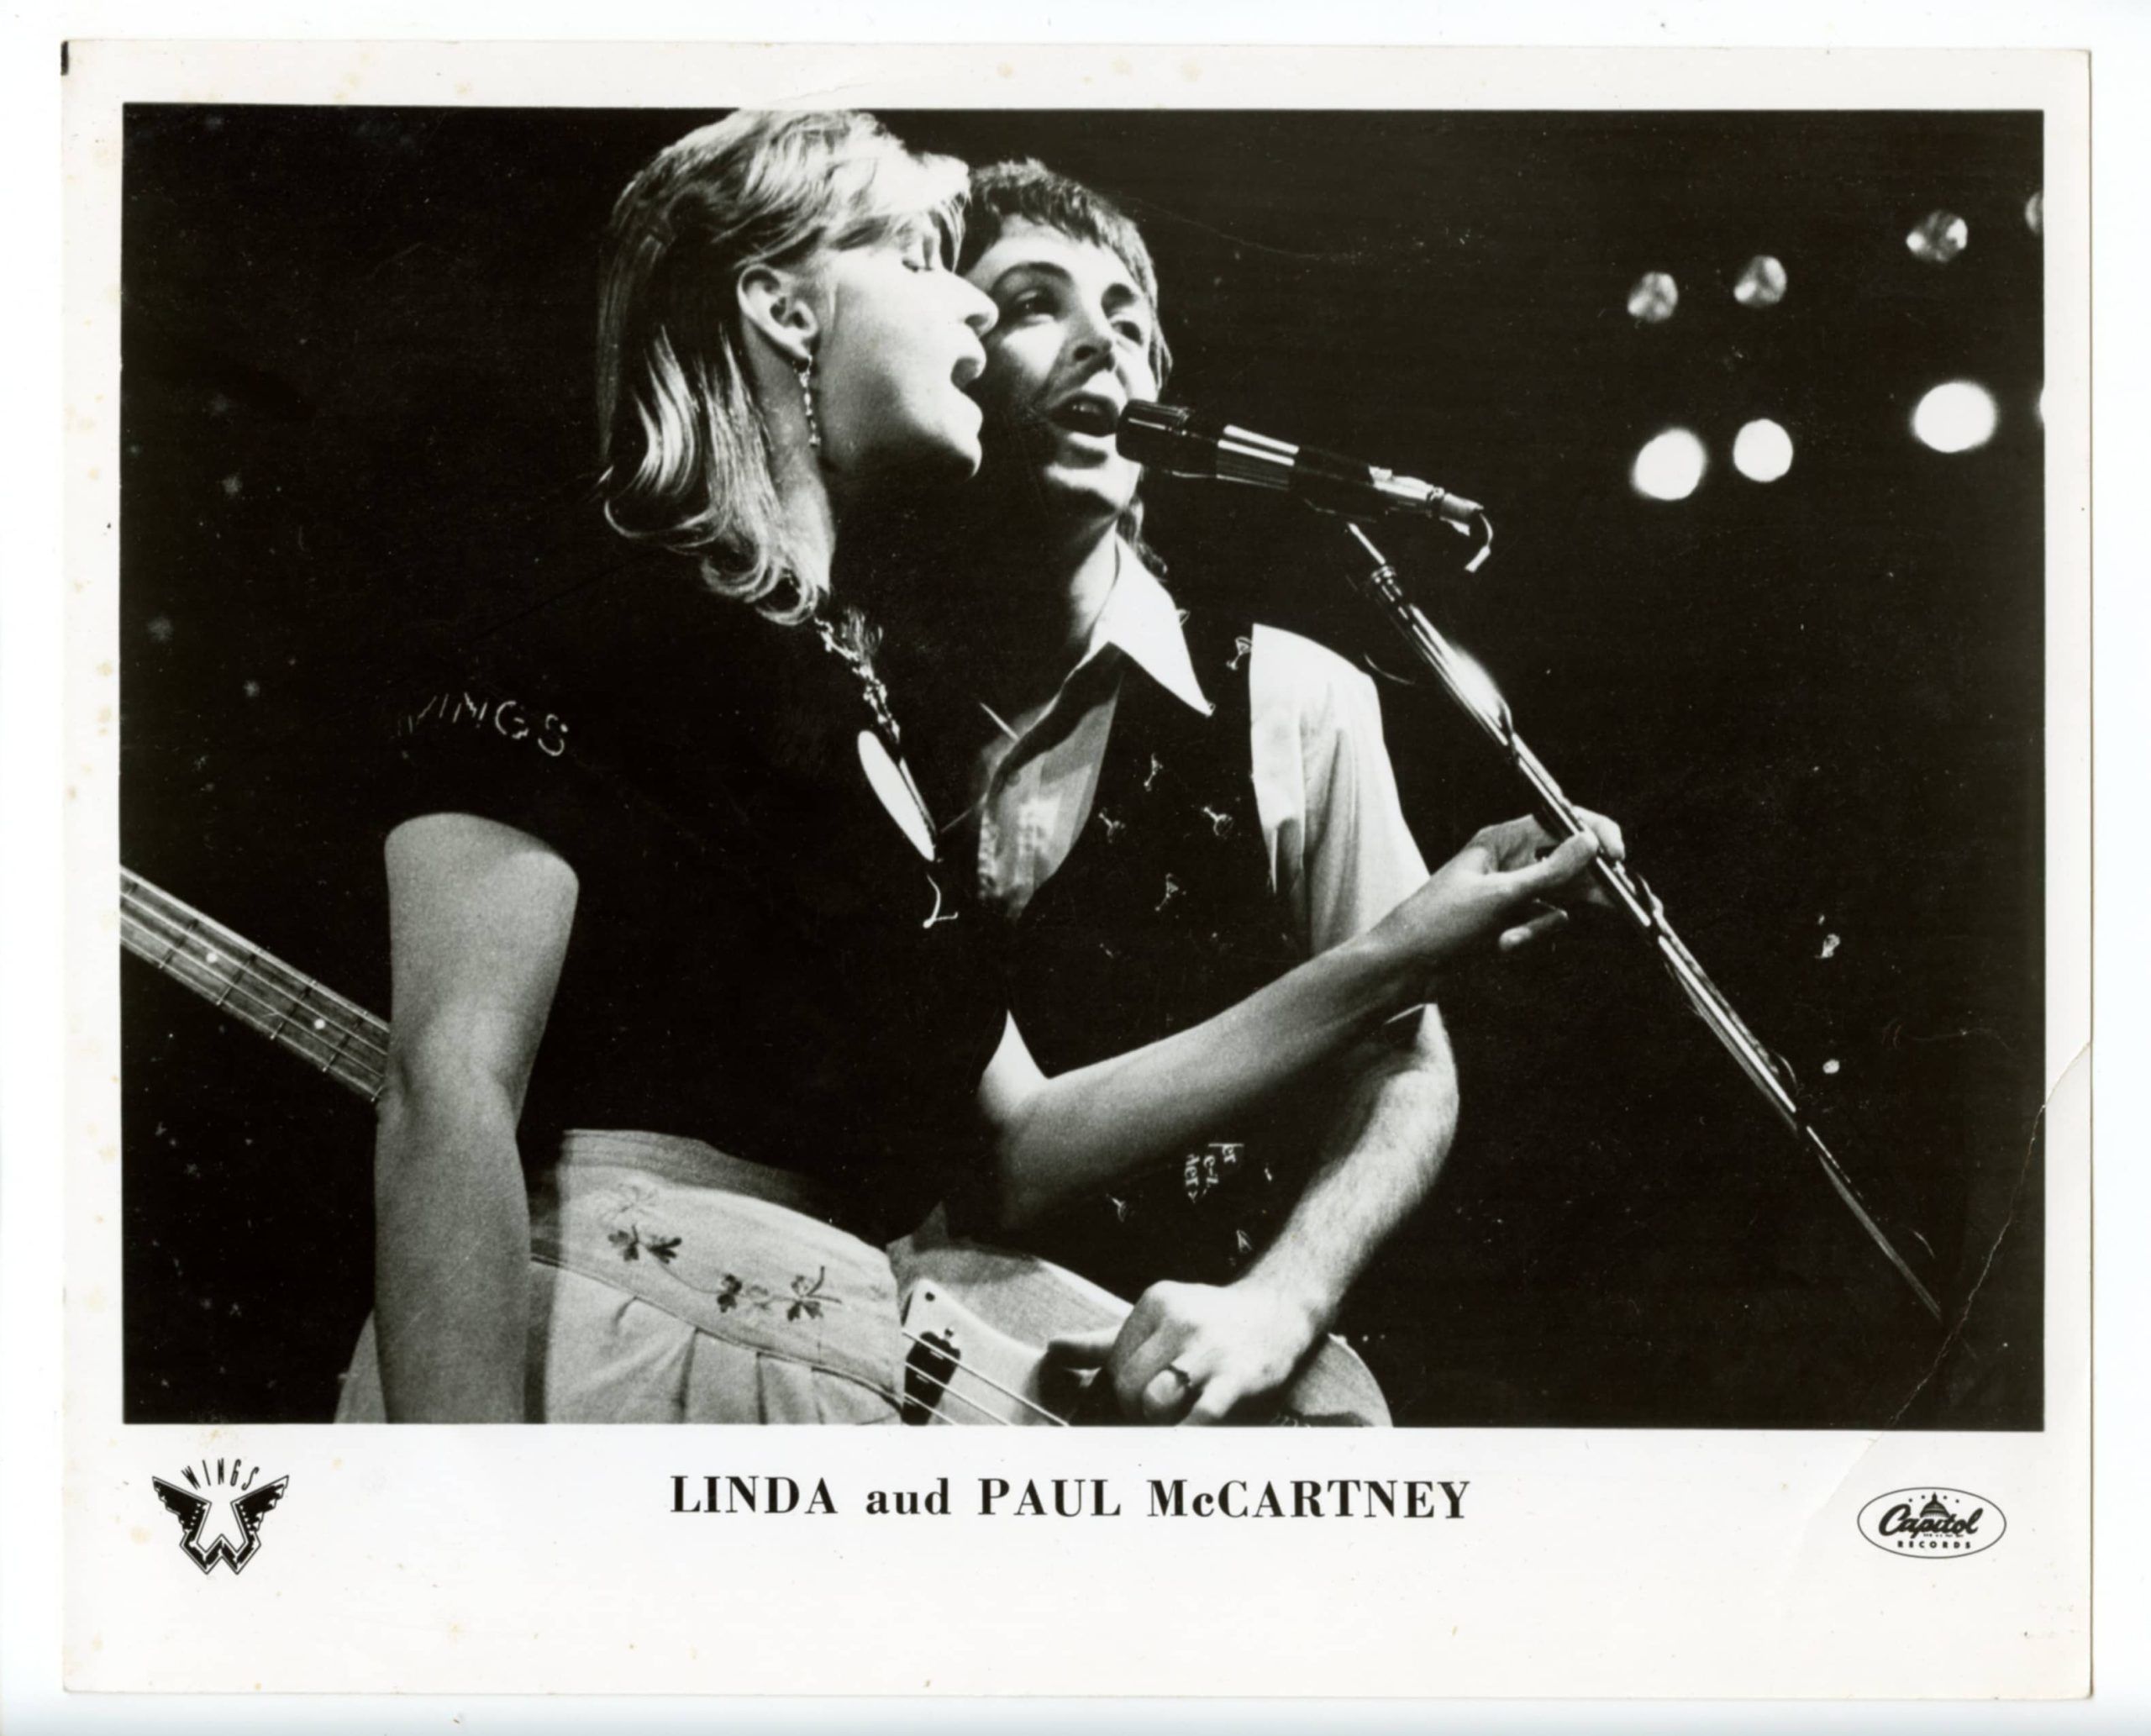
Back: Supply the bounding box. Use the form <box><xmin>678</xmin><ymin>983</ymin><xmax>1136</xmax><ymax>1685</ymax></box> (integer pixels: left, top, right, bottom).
<box><xmin>955</xmin><ymin>550</ymin><xmax>1429</xmax><ymax>954</ymax></box>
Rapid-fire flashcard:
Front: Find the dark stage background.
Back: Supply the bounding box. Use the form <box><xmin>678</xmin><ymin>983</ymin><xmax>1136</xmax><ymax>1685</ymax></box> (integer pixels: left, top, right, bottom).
<box><xmin>118</xmin><ymin>107</ymin><xmax>2044</xmax><ymax>1428</ymax></box>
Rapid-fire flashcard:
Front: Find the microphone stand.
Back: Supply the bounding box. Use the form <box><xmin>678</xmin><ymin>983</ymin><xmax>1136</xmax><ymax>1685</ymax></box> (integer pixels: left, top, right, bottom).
<box><xmin>1342</xmin><ymin>519</ymin><xmax>1944</xmax><ymax>1324</ymax></box>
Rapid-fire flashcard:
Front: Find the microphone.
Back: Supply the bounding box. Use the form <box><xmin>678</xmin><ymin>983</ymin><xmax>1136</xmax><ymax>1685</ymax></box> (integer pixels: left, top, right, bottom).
<box><xmin>1116</xmin><ymin>400</ymin><xmax>1485</xmax><ymax>526</ymax></box>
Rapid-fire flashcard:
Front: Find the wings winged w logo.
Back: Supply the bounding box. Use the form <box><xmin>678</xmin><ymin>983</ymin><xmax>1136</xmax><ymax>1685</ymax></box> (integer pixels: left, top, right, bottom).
<box><xmin>150</xmin><ymin>1458</ymin><xmax>289</xmax><ymax>1575</ymax></box>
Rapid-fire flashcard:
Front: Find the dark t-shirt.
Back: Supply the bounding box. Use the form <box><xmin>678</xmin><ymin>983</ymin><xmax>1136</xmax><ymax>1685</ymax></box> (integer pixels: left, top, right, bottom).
<box><xmin>385</xmin><ymin>560</ymin><xmax>1003</xmax><ymax>1239</ymax></box>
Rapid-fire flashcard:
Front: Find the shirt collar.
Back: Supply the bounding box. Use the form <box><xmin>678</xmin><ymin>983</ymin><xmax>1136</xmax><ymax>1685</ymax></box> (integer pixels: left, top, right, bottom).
<box><xmin>1081</xmin><ymin>542</ymin><xmax>1213</xmax><ymax>718</ymax></box>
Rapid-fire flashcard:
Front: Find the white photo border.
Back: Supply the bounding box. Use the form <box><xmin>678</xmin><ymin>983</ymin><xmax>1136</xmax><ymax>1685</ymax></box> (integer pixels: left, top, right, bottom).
<box><xmin>6</xmin><ymin>3</ymin><xmax>2138</xmax><ymax>1727</ymax></box>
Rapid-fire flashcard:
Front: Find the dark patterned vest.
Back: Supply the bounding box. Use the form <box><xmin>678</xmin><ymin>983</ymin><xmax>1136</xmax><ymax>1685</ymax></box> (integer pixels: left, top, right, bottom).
<box><xmin>995</xmin><ymin>609</ymin><xmax>1313</xmax><ymax>1301</ymax></box>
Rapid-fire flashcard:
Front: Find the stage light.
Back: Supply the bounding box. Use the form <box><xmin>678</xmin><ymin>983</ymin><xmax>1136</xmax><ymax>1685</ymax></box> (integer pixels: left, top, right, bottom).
<box><xmin>1733</xmin><ymin>255</ymin><xmax>1788</xmax><ymax>308</ymax></box>
<box><xmin>1906</xmin><ymin>209</ymin><xmax>1969</xmax><ymax>264</ymax></box>
<box><xmin>1912</xmin><ymin>381</ymin><xmax>1998</xmax><ymax>453</ymax></box>
<box><xmin>1733</xmin><ymin>418</ymin><xmax>1794</xmax><ymax>482</ymax></box>
<box><xmin>2025</xmin><ymin>191</ymin><xmax>2043</xmax><ymax>236</ymax></box>
<box><xmin>1627</xmin><ymin>271</ymin><xmax>1679</xmax><ymax>324</ymax></box>
<box><xmin>1632</xmin><ymin>428</ymin><xmax>1707</xmax><ymax>500</ymax></box>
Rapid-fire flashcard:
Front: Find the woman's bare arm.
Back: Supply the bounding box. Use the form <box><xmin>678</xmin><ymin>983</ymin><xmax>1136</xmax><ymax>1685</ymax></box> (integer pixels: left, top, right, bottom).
<box><xmin>372</xmin><ymin>813</ymin><xmax>578</xmax><ymax>1423</ymax></box>
<box><xmin>979</xmin><ymin>814</ymin><xmax>1614</xmax><ymax>1228</ymax></box>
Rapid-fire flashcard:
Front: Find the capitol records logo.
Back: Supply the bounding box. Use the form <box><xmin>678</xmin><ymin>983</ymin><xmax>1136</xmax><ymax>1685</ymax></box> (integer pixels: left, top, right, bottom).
<box><xmin>150</xmin><ymin>1456</ymin><xmax>289</xmax><ymax>1576</ymax></box>
<box><xmin>1857</xmin><ymin>1487</ymin><xmax>2005</xmax><ymax>1559</ymax></box>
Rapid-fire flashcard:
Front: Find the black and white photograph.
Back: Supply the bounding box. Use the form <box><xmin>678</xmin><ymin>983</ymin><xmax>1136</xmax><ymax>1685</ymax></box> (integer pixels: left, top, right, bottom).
<box><xmin>115</xmin><ymin>101</ymin><xmax>2045</xmax><ymax>1432</ymax></box>
<box><xmin>51</xmin><ymin>38</ymin><xmax>2092</xmax><ymax>1701</ymax></box>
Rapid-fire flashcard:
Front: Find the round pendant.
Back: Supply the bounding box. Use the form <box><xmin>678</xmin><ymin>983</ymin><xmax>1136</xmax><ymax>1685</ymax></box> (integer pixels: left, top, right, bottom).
<box><xmin>857</xmin><ymin>729</ymin><xmax>934</xmax><ymax>860</ymax></box>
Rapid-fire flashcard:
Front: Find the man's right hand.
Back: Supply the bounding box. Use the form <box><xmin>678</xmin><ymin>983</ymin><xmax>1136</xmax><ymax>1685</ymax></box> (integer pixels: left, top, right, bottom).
<box><xmin>1046</xmin><ymin>1276</ymin><xmax>1328</xmax><ymax>1425</ymax></box>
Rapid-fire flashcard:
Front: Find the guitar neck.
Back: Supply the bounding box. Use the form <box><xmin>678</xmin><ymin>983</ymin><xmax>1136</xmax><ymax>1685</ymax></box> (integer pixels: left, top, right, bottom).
<box><xmin>118</xmin><ymin>868</ymin><xmax>387</xmax><ymax>1103</ymax></box>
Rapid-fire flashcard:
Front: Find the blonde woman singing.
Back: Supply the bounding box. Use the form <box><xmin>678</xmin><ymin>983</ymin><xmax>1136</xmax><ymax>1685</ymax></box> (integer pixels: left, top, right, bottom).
<box><xmin>338</xmin><ymin>111</ymin><xmax>1612</xmax><ymax>1426</ymax></box>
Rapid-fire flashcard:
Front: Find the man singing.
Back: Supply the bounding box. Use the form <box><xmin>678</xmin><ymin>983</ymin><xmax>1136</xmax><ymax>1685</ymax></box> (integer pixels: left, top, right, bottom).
<box><xmin>897</xmin><ymin>160</ymin><xmax>1471</xmax><ymax>1424</ymax></box>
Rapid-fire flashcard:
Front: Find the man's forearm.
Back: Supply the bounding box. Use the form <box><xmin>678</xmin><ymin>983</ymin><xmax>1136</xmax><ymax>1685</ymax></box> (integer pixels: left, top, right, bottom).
<box><xmin>1240</xmin><ymin>1004</ymin><xmax>1459</xmax><ymax>1334</ymax></box>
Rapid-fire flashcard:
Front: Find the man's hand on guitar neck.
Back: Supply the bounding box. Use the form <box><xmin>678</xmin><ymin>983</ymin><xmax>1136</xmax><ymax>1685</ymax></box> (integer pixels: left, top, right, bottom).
<box><xmin>1048</xmin><ymin>1275</ymin><xmax>1331</xmax><ymax>1424</ymax></box>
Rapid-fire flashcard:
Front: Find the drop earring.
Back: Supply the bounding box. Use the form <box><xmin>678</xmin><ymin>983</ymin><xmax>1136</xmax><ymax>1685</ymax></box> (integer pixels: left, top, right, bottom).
<box><xmin>796</xmin><ymin>354</ymin><xmax>822</xmax><ymax>457</ymax></box>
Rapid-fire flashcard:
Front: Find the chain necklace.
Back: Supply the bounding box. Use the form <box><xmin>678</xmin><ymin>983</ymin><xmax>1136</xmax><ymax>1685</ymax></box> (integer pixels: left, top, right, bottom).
<box><xmin>812</xmin><ymin>613</ymin><xmax>901</xmax><ymax>747</ymax></box>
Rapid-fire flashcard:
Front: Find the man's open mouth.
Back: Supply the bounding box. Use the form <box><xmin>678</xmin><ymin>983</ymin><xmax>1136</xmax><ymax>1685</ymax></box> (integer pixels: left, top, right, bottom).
<box><xmin>1049</xmin><ymin>396</ymin><xmax>1120</xmax><ymax>436</ymax></box>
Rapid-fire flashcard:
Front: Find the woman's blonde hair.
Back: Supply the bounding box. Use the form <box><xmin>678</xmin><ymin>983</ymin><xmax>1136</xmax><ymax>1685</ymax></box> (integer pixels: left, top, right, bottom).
<box><xmin>597</xmin><ymin>111</ymin><xmax>967</xmax><ymax>622</ymax></box>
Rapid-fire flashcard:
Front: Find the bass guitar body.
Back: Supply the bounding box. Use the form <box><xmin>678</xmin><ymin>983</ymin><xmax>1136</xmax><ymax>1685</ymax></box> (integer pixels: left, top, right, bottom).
<box><xmin>119</xmin><ymin>867</ymin><xmax>1392</xmax><ymax>1428</ymax></box>
<box><xmin>889</xmin><ymin>1211</ymin><xmax>1390</xmax><ymax>1427</ymax></box>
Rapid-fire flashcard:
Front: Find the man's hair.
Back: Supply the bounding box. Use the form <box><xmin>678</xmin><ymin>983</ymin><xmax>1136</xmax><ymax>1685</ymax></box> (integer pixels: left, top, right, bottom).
<box><xmin>597</xmin><ymin>110</ymin><xmax>966</xmax><ymax>623</ymax></box>
<box><xmin>960</xmin><ymin>159</ymin><xmax>1174</xmax><ymax>390</ymax></box>
<box><xmin>960</xmin><ymin>159</ymin><xmax>1174</xmax><ymax>561</ymax></box>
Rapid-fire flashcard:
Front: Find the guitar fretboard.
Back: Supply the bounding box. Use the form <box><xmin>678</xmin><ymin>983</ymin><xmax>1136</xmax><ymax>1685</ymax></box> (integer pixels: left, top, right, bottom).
<box><xmin>118</xmin><ymin>869</ymin><xmax>387</xmax><ymax>1102</ymax></box>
